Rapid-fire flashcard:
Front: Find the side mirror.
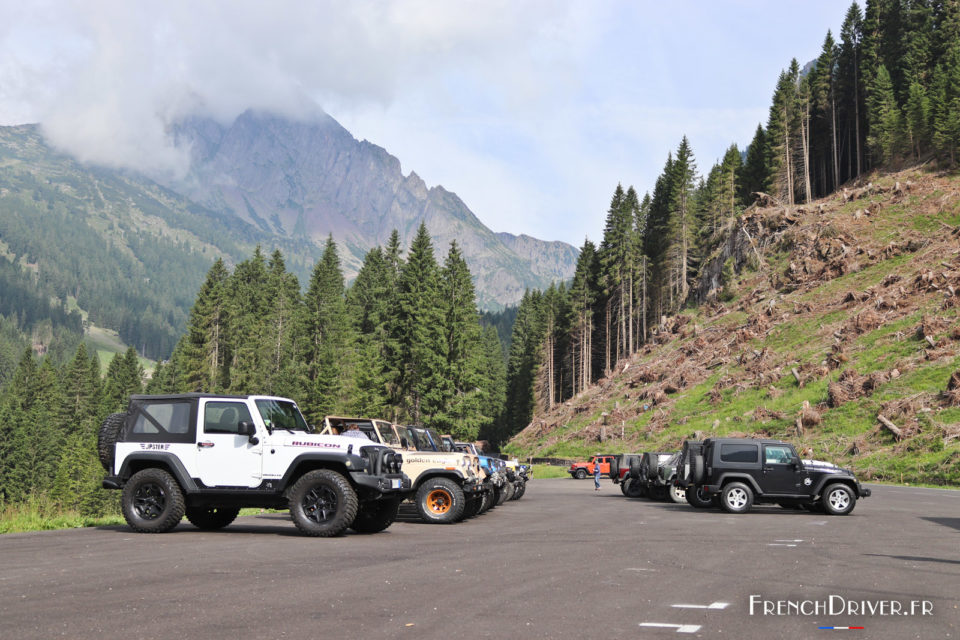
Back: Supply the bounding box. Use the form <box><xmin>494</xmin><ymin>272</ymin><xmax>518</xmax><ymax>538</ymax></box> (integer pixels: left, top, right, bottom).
<box><xmin>238</xmin><ymin>421</ymin><xmax>259</xmax><ymax>445</ymax></box>
<box><xmin>791</xmin><ymin>458</ymin><xmax>801</xmax><ymax>469</ymax></box>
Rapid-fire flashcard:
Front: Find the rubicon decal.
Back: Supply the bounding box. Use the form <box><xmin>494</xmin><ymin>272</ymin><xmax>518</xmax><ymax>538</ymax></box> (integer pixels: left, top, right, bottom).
<box><xmin>291</xmin><ymin>441</ymin><xmax>342</xmax><ymax>449</ymax></box>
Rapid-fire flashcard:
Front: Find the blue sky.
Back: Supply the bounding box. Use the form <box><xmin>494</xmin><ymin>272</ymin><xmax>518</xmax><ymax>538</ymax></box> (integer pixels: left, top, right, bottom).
<box><xmin>0</xmin><ymin>0</ymin><xmax>850</xmax><ymax>246</ymax></box>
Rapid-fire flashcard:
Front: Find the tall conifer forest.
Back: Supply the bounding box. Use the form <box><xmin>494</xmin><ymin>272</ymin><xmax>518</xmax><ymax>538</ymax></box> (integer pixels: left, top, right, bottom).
<box><xmin>1</xmin><ymin>0</ymin><xmax>958</xmax><ymax>517</ymax></box>
<box><xmin>497</xmin><ymin>0</ymin><xmax>960</xmax><ymax>444</ymax></box>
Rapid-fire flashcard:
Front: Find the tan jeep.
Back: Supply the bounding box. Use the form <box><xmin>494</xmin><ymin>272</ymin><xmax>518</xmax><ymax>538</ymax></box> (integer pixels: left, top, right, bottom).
<box><xmin>321</xmin><ymin>417</ymin><xmax>484</xmax><ymax>524</ymax></box>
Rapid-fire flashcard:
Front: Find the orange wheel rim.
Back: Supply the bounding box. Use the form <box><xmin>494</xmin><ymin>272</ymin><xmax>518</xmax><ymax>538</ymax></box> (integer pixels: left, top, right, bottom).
<box><xmin>427</xmin><ymin>489</ymin><xmax>452</xmax><ymax>514</ymax></box>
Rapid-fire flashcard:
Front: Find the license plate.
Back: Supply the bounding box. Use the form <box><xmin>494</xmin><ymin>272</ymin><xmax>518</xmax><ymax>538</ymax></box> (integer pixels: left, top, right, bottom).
<box><xmin>391</xmin><ymin>479</ymin><xmax>402</xmax><ymax>489</ymax></box>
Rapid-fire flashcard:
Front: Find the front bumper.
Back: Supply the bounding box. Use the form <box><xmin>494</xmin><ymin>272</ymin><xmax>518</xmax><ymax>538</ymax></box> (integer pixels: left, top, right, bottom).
<box><xmin>462</xmin><ymin>479</ymin><xmax>485</xmax><ymax>495</ymax></box>
<box><xmin>352</xmin><ymin>471</ymin><xmax>412</xmax><ymax>494</ymax></box>
<box><xmin>858</xmin><ymin>484</ymin><xmax>872</xmax><ymax>498</ymax></box>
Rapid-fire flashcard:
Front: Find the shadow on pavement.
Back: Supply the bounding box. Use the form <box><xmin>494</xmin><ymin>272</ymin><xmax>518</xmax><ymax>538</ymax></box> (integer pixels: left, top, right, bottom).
<box><xmin>864</xmin><ymin>553</ymin><xmax>960</xmax><ymax>566</ymax></box>
<box><xmin>921</xmin><ymin>517</ymin><xmax>960</xmax><ymax>533</ymax></box>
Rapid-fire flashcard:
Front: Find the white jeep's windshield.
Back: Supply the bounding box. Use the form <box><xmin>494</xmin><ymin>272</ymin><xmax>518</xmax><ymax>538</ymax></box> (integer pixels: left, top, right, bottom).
<box><xmin>255</xmin><ymin>399</ymin><xmax>309</xmax><ymax>432</ymax></box>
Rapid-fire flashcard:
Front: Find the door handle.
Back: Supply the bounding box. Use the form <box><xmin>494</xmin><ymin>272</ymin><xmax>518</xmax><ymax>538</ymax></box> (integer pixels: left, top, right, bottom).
<box><xmin>197</xmin><ymin>441</ymin><xmax>215</xmax><ymax>448</ymax></box>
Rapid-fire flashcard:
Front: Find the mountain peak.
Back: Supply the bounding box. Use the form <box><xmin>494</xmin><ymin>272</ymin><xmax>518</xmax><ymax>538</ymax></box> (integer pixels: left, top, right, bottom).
<box><xmin>163</xmin><ymin>109</ymin><xmax>577</xmax><ymax>307</ymax></box>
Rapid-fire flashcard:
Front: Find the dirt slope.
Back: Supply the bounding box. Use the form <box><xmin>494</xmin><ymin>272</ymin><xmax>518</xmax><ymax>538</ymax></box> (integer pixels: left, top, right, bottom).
<box><xmin>507</xmin><ymin>168</ymin><xmax>960</xmax><ymax>485</ymax></box>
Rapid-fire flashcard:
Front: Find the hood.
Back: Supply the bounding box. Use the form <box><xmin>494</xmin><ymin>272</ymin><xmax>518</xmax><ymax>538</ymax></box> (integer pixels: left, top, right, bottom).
<box><xmin>802</xmin><ymin>459</ymin><xmax>846</xmax><ymax>472</ymax></box>
<box><xmin>278</xmin><ymin>432</ymin><xmax>380</xmax><ymax>453</ymax></box>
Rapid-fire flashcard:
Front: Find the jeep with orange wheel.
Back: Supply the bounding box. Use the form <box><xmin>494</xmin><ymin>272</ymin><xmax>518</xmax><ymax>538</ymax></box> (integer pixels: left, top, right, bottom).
<box><xmin>321</xmin><ymin>417</ymin><xmax>484</xmax><ymax>524</ymax></box>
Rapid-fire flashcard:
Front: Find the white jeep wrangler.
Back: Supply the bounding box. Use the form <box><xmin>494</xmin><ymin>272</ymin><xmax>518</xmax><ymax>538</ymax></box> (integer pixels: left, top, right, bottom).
<box><xmin>99</xmin><ymin>394</ymin><xmax>410</xmax><ymax>537</ymax></box>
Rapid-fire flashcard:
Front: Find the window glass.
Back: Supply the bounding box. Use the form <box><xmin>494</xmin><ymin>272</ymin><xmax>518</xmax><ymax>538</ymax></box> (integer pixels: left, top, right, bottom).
<box><xmin>375</xmin><ymin>422</ymin><xmax>400</xmax><ymax>445</ymax></box>
<box><xmin>132</xmin><ymin>402</ymin><xmax>191</xmax><ymax>435</ymax></box>
<box><xmin>764</xmin><ymin>445</ymin><xmax>794</xmax><ymax>464</ymax></box>
<box><xmin>719</xmin><ymin>443</ymin><xmax>759</xmax><ymax>463</ymax></box>
<box><xmin>204</xmin><ymin>401</ymin><xmax>254</xmax><ymax>434</ymax></box>
<box><xmin>255</xmin><ymin>400</ymin><xmax>309</xmax><ymax>432</ymax></box>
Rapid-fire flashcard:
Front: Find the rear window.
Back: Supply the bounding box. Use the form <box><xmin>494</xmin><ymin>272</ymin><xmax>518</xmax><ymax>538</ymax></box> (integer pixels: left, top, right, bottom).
<box><xmin>127</xmin><ymin>400</ymin><xmax>196</xmax><ymax>443</ymax></box>
<box><xmin>719</xmin><ymin>443</ymin><xmax>759</xmax><ymax>463</ymax></box>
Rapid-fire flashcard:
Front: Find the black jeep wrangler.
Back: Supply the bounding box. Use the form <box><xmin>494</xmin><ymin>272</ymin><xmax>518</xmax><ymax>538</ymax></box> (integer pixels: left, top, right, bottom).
<box><xmin>676</xmin><ymin>437</ymin><xmax>871</xmax><ymax>515</ymax></box>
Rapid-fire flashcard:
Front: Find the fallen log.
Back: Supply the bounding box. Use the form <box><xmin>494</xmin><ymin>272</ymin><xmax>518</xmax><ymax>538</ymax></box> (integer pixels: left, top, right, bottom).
<box><xmin>877</xmin><ymin>414</ymin><xmax>903</xmax><ymax>440</ymax></box>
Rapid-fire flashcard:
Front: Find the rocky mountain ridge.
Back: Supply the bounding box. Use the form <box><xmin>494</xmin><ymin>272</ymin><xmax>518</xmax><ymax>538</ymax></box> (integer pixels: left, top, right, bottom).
<box><xmin>167</xmin><ymin>110</ymin><xmax>577</xmax><ymax>308</ymax></box>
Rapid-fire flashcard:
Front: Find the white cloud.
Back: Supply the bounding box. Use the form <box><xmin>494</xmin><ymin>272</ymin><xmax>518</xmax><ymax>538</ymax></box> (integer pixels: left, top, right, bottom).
<box><xmin>0</xmin><ymin>0</ymin><xmax>846</xmax><ymax>244</ymax></box>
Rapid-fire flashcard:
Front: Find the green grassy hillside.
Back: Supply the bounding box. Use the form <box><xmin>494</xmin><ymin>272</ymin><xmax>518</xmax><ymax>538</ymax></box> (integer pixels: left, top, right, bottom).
<box><xmin>506</xmin><ymin>168</ymin><xmax>960</xmax><ymax>486</ymax></box>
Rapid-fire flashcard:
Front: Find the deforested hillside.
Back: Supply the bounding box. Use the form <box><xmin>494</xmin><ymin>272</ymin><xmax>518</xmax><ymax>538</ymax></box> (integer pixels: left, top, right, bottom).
<box><xmin>506</xmin><ymin>168</ymin><xmax>960</xmax><ymax>485</ymax></box>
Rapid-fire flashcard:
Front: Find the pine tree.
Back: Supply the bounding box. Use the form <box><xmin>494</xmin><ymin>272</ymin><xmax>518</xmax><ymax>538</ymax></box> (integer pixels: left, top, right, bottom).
<box><xmin>226</xmin><ymin>247</ymin><xmax>270</xmax><ymax>394</ymax></box>
<box><xmin>263</xmin><ymin>249</ymin><xmax>306</xmax><ymax>397</ymax></box>
<box><xmin>866</xmin><ymin>64</ymin><xmax>905</xmax><ymax>163</ymax></box>
<box><xmin>931</xmin><ymin>47</ymin><xmax>960</xmax><ymax>163</ymax></box>
<box><xmin>101</xmin><ymin>348</ymin><xmax>143</xmax><ymax>415</ymax></box>
<box><xmin>905</xmin><ymin>80</ymin><xmax>932</xmax><ymax>157</ymax></box>
<box><xmin>388</xmin><ymin>223</ymin><xmax>446</xmax><ymax>424</ymax></box>
<box><xmin>180</xmin><ymin>258</ymin><xmax>230</xmax><ymax>392</ymax></box>
<box><xmin>477</xmin><ymin>325</ymin><xmax>507</xmax><ymax>441</ymax></box>
<box><xmin>838</xmin><ymin>2</ymin><xmax>865</xmax><ymax>179</ymax></box>
<box><xmin>568</xmin><ymin>241</ymin><xmax>598</xmax><ymax>396</ymax></box>
<box><xmin>436</xmin><ymin>241</ymin><xmax>484</xmax><ymax>439</ymax></box>
<box><xmin>303</xmin><ymin>237</ymin><xmax>351</xmax><ymax>423</ymax></box>
<box><xmin>598</xmin><ymin>184</ymin><xmax>634</xmax><ymax>370</ymax></box>
<box><xmin>740</xmin><ymin>124</ymin><xmax>769</xmax><ymax>204</ymax></box>
<box><xmin>668</xmin><ymin>136</ymin><xmax>698</xmax><ymax>305</ymax></box>
<box><xmin>346</xmin><ymin>246</ymin><xmax>395</xmax><ymax>416</ymax></box>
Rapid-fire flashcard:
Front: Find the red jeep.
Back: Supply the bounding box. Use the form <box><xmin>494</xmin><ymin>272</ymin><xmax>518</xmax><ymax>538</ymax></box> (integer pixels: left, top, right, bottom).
<box><xmin>568</xmin><ymin>454</ymin><xmax>616</xmax><ymax>479</ymax></box>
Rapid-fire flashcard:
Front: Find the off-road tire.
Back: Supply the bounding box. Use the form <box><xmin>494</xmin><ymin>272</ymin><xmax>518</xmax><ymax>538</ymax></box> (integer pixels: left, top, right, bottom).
<box><xmin>479</xmin><ymin>489</ymin><xmax>494</xmax><ymax>513</ymax></box>
<box><xmin>720</xmin><ymin>482</ymin><xmax>754</xmax><ymax>514</ymax></box>
<box><xmin>574</xmin><ymin>469</ymin><xmax>587</xmax><ymax>480</ymax></box>
<box><xmin>185</xmin><ymin>506</ymin><xmax>240</xmax><ymax>530</ymax></box>
<box><xmin>97</xmin><ymin>412</ymin><xmax>126</xmax><ymax>472</ymax></box>
<box><xmin>462</xmin><ymin>496</ymin><xmax>483</xmax><ymax>519</ymax></box>
<box><xmin>668</xmin><ymin>484</ymin><xmax>688</xmax><ymax>504</ymax></box>
<box><xmin>415</xmin><ymin>478</ymin><xmax>466</xmax><ymax>524</ymax></box>
<box><xmin>512</xmin><ymin>480</ymin><xmax>526</xmax><ymax>500</ymax></box>
<box><xmin>350</xmin><ymin>498</ymin><xmax>402</xmax><ymax>533</ymax></box>
<box><xmin>624</xmin><ymin>478</ymin><xmax>646</xmax><ymax>498</ymax></box>
<box><xmin>121</xmin><ymin>468</ymin><xmax>186</xmax><ymax>533</ymax></box>
<box><xmin>620</xmin><ymin>480</ymin><xmax>630</xmax><ymax>496</ymax></box>
<box><xmin>690</xmin><ymin>454</ymin><xmax>705</xmax><ymax>484</ymax></box>
<box><xmin>288</xmin><ymin>469</ymin><xmax>358</xmax><ymax>537</ymax></box>
<box><xmin>821</xmin><ymin>483</ymin><xmax>856</xmax><ymax>516</ymax></box>
<box><xmin>502</xmin><ymin>480</ymin><xmax>515</xmax><ymax>502</ymax></box>
<box><xmin>685</xmin><ymin>486</ymin><xmax>713</xmax><ymax>508</ymax></box>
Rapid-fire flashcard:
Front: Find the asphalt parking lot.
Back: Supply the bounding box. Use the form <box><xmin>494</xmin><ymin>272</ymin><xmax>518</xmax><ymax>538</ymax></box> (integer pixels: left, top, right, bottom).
<box><xmin>0</xmin><ymin>479</ymin><xmax>957</xmax><ymax>639</ymax></box>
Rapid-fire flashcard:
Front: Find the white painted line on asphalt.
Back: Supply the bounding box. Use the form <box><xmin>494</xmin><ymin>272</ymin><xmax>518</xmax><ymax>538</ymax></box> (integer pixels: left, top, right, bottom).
<box><xmin>624</xmin><ymin>567</ymin><xmax>657</xmax><ymax>572</ymax></box>
<box><xmin>639</xmin><ymin>623</ymin><xmax>701</xmax><ymax>633</ymax></box>
<box><xmin>775</xmin><ymin>539</ymin><xmax>804</xmax><ymax>542</ymax></box>
<box><xmin>809</xmin><ymin>520</ymin><xmax>827</xmax><ymax>526</ymax></box>
<box><xmin>767</xmin><ymin>543</ymin><xmax>798</xmax><ymax>547</ymax></box>
<box><xmin>671</xmin><ymin>602</ymin><xmax>729</xmax><ymax>610</ymax></box>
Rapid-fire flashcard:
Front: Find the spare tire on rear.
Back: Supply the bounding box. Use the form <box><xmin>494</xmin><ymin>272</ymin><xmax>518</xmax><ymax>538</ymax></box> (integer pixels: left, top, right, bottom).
<box><xmin>98</xmin><ymin>412</ymin><xmax>127</xmax><ymax>472</ymax></box>
<box><xmin>690</xmin><ymin>454</ymin><xmax>705</xmax><ymax>484</ymax></box>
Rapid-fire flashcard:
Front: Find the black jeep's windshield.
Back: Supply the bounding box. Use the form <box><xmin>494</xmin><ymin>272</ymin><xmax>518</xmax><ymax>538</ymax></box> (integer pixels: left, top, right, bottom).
<box><xmin>255</xmin><ymin>400</ymin><xmax>309</xmax><ymax>432</ymax></box>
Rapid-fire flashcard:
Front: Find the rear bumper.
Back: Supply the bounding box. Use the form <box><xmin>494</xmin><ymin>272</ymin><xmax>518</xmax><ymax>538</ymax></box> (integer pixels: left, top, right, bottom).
<box><xmin>102</xmin><ymin>476</ymin><xmax>123</xmax><ymax>490</ymax></box>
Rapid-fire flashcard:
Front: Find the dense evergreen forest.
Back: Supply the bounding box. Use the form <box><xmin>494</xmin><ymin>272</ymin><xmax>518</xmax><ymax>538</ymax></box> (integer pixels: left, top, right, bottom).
<box><xmin>497</xmin><ymin>0</ymin><xmax>960</xmax><ymax>443</ymax></box>
<box><xmin>1</xmin><ymin>0</ymin><xmax>958</xmax><ymax>517</ymax></box>
<box><xmin>0</xmin><ymin>222</ymin><xmax>507</xmax><ymax>513</ymax></box>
